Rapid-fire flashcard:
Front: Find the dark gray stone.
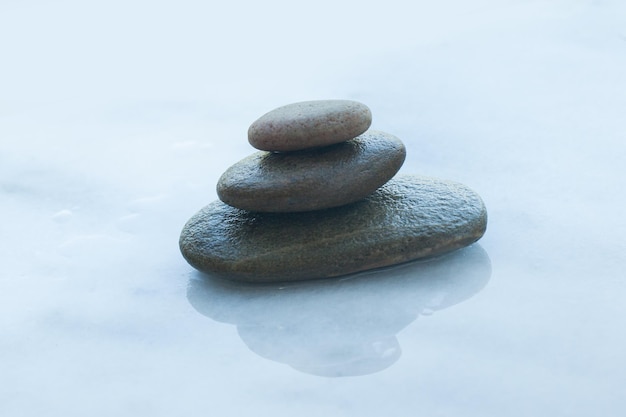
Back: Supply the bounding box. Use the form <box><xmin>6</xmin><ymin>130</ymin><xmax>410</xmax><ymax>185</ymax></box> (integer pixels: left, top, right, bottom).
<box><xmin>216</xmin><ymin>130</ymin><xmax>406</xmax><ymax>213</ymax></box>
<box><xmin>180</xmin><ymin>175</ymin><xmax>488</xmax><ymax>282</ymax></box>
<box><xmin>248</xmin><ymin>100</ymin><xmax>372</xmax><ymax>151</ymax></box>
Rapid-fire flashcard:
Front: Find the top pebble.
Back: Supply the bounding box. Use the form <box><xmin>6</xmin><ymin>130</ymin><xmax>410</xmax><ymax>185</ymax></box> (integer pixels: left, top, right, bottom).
<box><xmin>248</xmin><ymin>100</ymin><xmax>372</xmax><ymax>152</ymax></box>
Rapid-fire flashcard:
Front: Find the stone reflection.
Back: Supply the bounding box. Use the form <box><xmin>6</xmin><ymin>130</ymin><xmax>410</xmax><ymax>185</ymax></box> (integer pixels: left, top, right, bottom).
<box><xmin>187</xmin><ymin>244</ymin><xmax>491</xmax><ymax>377</ymax></box>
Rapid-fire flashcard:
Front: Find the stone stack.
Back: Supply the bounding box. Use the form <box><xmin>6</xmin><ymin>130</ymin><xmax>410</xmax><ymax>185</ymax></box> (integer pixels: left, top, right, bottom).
<box><xmin>180</xmin><ymin>100</ymin><xmax>487</xmax><ymax>283</ymax></box>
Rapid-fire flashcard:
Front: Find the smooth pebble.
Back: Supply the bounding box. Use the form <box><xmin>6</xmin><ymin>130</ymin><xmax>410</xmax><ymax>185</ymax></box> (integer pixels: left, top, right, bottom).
<box><xmin>217</xmin><ymin>130</ymin><xmax>406</xmax><ymax>212</ymax></box>
<box><xmin>248</xmin><ymin>100</ymin><xmax>372</xmax><ymax>152</ymax></box>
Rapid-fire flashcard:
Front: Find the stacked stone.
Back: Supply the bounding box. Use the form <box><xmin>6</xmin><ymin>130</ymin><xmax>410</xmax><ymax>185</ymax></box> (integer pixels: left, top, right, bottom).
<box><xmin>217</xmin><ymin>100</ymin><xmax>405</xmax><ymax>213</ymax></box>
<box><xmin>180</xmin><ymin>100</ymin><xmax>488</xmax><ymax>283</ymax></box>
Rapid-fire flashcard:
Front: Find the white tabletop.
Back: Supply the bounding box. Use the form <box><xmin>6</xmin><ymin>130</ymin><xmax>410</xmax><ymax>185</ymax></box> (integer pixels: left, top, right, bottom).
<box><xmin>2</xmin><ymin>1</ymin><xmax>625</xmax><ymax>416</ymax></box>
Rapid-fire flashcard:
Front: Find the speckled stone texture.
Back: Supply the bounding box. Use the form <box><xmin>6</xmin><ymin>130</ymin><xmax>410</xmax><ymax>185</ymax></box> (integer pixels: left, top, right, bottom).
<box><xmin>180</xmin><ymin>175</ymin><xmax>488</xmax><ymax>282</ymax></box>
<box><xmin>248</xmin><ymin>100</ymin><xmax>372</xmax><ymax>152</ymax></box>
<box><xmin>217</xmin><ymin>130</ymin><xmax>406</xmax><ymax>212</ymax></box>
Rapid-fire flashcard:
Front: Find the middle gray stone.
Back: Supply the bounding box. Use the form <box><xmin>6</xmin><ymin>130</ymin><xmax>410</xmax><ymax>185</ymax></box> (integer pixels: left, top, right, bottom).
<box><xmin>216</xmin><ymin>130</ymin><xmax>406</xmax><ymax>212</ymax></box>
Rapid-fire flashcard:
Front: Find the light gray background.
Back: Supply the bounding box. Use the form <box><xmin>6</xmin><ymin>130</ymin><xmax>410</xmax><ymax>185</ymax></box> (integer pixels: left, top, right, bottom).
<box><xmin>2</xmin><ymin>1</ymin><xmax>625</xmax><ymax>416</ymax></box>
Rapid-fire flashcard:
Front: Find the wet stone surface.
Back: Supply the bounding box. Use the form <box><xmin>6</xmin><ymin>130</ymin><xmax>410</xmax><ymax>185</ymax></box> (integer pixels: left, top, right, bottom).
<box><xmin>217</xmin><ymin>130</ymin><xmax>406</xmax><ymax>212</ymax></box>
<box><xmin>180</xmin><ymin>175</ymin><xmax>488</xmax><ymax>283</ymax></box>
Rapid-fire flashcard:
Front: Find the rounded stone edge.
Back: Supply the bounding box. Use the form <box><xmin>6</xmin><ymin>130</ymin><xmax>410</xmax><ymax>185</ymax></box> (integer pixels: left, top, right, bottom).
<box><xmin>180</xmin><ymin>176</ymin><xmax>488</xmax><ymax>283</ymax></box>
<box><xmin>215</xmin><ymin>130</ymin><xmax>407</xmax><ymax>212</ymax></box>
<box><xmin>247</xmin><ymin>100</ymin><xmax>373</xmax><ymax>152</ymax></box>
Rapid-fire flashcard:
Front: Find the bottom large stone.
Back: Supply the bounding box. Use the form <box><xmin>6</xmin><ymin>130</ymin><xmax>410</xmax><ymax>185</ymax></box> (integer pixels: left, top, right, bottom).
<box><xmin>179</xmin><ymin>175</ymin><xmax>487</xmax><ymax>282</ymax></box>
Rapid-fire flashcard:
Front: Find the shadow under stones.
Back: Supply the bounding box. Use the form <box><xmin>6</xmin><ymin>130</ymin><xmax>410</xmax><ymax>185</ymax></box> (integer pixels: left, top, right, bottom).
<box><xmin>186</xmin><ymin>244</ymin><xmax>492</xmax><ymax>378</ymax></box>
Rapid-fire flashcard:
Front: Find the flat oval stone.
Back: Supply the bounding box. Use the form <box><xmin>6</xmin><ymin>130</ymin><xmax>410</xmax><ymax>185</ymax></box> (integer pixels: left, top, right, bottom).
<box><xmin>248</xmin><ymin>100</ymin><xmax>372</xmax><ymax>151</ymax></box>
<box><xmin>180</xmin><ymin>175</ymin><xmax>488</xmax><ymax>282</ymax></box>
<box><xmin>217</xmin><ymin>130</ymin><xmax>406</xmax><ymax>212</ymax></box>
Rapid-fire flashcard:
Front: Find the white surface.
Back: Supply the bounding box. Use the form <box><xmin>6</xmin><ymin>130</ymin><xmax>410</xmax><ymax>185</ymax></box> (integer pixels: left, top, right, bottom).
<box><xmin>2</xmin><ymin>0</ymin><xmax>625</xmax><ymax>416</ymax></box>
